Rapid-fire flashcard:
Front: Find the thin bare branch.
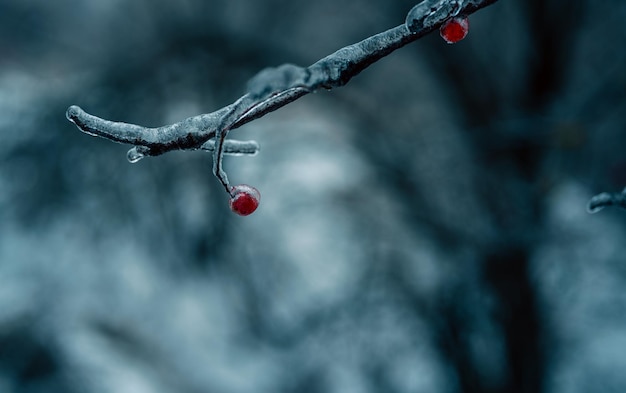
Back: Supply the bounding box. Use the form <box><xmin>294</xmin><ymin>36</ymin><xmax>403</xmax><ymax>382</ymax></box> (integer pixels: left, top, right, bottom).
<box><xmin>588</xmin><ymin>188</ymin><xmax>626</xmax><ymax>213</ymax></box>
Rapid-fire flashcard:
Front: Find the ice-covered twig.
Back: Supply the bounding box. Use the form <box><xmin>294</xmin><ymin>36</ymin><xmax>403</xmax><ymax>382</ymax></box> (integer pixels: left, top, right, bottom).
<box><xmin>67</xmin><ymin>0</ymin><xmax>499</xmax><ymax>195</ymax></box>
<box><xmin>587</xmin><ymin>188</ymin><xmax>626</xmax><ymax>213</ymax></box>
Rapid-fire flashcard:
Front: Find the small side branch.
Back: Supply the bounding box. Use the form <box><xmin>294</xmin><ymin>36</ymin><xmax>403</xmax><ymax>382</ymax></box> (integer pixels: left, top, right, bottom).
<box><xmin>588</xmin><ymin>188</ymin><xmax>626</xmax><ymax>213</ymax></box>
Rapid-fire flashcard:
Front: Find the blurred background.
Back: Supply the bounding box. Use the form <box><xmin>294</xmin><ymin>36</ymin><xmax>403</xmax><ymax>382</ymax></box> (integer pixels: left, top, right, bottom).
<box><xmin>1</xmin><ymin>0</ymin><xmax>626</xmax><ymax>392</ymax></box>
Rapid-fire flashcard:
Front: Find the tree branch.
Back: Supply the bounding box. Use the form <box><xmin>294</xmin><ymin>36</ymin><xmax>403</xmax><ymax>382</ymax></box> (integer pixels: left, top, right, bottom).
<box><xmin>67</xmin><ymin>0</ymin><xmax>500</xmax><ymax>195</ymax></box>
<box><xmin>588</xmin><ymin>188</ymin><xmax>626</xmax><ymax>213</ymax></box>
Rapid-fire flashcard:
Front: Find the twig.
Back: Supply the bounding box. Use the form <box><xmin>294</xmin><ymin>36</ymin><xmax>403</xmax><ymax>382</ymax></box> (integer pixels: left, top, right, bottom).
<box><xmin>67</xmin><ymin>0</ymin><xmax>500</xmax><ymax>194</ymax></box>
<box><xmin>588</xmin><ymin>188</ymin><xmax>626</xmax><ymax>213</ymax></box>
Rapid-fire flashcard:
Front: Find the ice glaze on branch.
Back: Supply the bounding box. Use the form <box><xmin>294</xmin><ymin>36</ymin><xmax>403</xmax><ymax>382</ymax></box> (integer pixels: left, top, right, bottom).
<box><xmin>67</xmin><ymin>0</ymin><xmax>499</xmax><ymax>193</ymax></box>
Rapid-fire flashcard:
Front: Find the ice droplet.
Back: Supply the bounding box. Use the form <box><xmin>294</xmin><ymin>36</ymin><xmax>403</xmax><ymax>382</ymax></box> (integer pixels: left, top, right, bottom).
<box><xmin>127</xmin><ymin>147</ymin><xmax>146</xmax><ymax>163</ymax></box>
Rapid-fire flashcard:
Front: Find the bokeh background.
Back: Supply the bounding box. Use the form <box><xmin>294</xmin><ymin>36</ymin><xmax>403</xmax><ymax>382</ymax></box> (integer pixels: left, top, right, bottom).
<box><xmin>2</xmin><ymin>0</ymin><xmax>626</xmax><ymax>392</ymax></box>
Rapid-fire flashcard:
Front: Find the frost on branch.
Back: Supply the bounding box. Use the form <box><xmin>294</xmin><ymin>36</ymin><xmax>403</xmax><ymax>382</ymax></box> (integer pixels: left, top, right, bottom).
<box><xmin>66</xmin><ymin>0</ymin><xmax>500</xmax><ymax>215</ymax></box>
<box><xmin>587</xmin><ymin>188</ymin><xmax>626</xmax><ymax>213</ymax></box>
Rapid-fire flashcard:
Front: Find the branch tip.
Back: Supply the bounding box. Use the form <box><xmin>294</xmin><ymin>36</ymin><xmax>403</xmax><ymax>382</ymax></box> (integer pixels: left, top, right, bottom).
<box><xmin>66</xmin><ymin>105</ymin><xmax>82</xmax><ymax>124</ymax></box>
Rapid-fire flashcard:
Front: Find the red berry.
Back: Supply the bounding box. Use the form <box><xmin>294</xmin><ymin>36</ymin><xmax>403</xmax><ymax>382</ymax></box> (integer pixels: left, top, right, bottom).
<box><xmin>440</xmin><ymin>16</ymin><xmax>469</xmax><ymax>44</ymax></box>
<box><xmin>229</xmin><ymin>184</ymin><xmax>260</xmax><ymax>216</ymax></box>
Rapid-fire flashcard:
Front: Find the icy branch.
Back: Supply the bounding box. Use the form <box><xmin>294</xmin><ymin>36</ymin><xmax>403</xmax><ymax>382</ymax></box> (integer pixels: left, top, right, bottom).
<box><xmin>587</xmin><ymin>188</ymin><xmax>626</xmax><ymax>213</ymax></box>
<box><xmin>67</xmin><ymin>0</ymin><xmax>499</xmax><ymax>193</ymax></box>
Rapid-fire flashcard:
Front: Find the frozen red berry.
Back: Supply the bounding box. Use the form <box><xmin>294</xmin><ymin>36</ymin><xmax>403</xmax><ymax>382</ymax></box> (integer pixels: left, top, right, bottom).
<box><xmin>229</xmin><ymin>184</ymin><xmax>260</xmax><ymax>216</ymax></box>
<box><xmin>440</xmin><ymin>16</ymin><xmax>469</xmax><ymax>44</ymax></box>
